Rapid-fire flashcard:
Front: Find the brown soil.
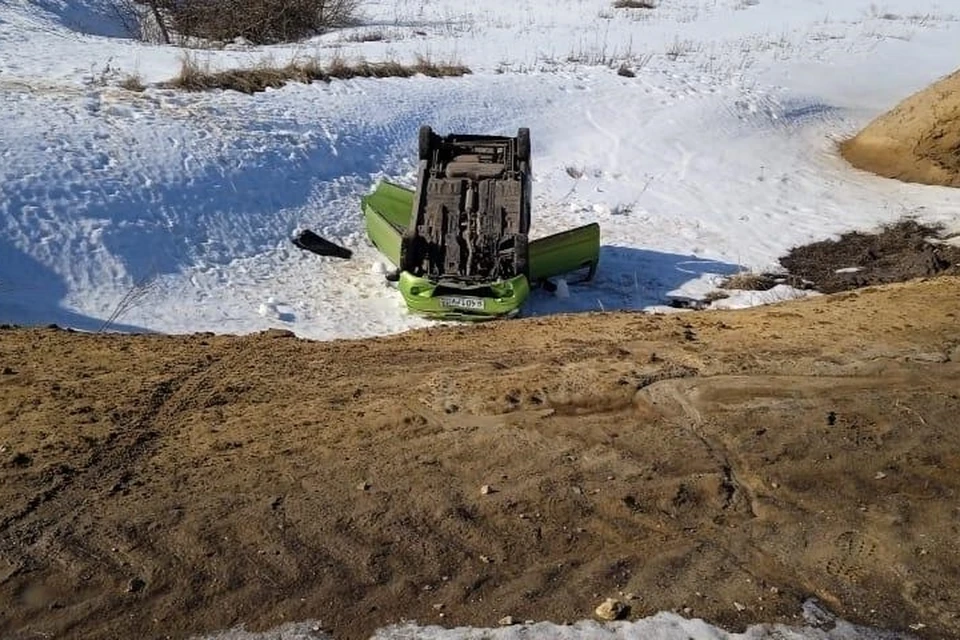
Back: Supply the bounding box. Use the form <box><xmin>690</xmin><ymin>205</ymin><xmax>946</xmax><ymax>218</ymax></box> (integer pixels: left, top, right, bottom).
<box><xmin>2</xmin><ymin>277</ymin><xmax>960</xmax><ymax>640</ymax></box>
<box><xmin>780</xmin><ymin>220</ymin><xmax>960</xmax><ymax>293</ymax></box>
<box><xmin>840</xmin><ymin>68</ymin><xmax>960</xmax><ymax>187</ymax></box>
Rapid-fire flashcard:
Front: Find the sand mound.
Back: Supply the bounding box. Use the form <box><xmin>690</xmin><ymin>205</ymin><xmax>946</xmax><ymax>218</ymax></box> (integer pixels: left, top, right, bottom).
<box><xmin>841</xmin><ymin>68</ymin><xmax>960</xmax><ymax>187</ymax></box>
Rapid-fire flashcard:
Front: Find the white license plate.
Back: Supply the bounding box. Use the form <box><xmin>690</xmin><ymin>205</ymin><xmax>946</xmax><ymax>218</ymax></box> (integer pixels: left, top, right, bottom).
<box><xmin>439</xmin><ymin>296</ymin><xmax>485</xmax><ymax>310</ymax></box>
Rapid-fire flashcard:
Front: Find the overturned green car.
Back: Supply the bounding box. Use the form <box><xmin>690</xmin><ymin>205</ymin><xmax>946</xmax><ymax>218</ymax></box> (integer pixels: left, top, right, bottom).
<box><xmin>293</xmin><ymin>126</ymin><xmax>600</xmax><ymax>320</ymax></box>
<box><xmin>361</xmin><ymin>127</ymin><xmax>600</xmax><ymax>320</ymax></box>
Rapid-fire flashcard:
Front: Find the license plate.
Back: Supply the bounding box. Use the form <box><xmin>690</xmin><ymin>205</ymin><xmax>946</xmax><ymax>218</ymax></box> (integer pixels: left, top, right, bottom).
<box><xmin>439</xmin><ymin>296</ymin><xmax>485</xmax><ymax>310</ymax></box>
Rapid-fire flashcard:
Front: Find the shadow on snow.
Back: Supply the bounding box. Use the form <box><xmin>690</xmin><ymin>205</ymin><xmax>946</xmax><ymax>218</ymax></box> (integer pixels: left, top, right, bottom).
<box><xmin>524</xmin><ymin>245</ymin><xmax>741</xmax><ymax>316</ymax></box>
<box><xmin>0</xmin><ymin>239</ymin><xmax>148</xmax><ymax>332</ymax></box>
<box><xmin>1</xmin><ymin>81</ymin><xmax>527</xmax><ymax>331</ymax></box>
<box><xmin>31</xmin><ymin>0</ymin><xmax>133</xmax><ymax>38</ymax></box>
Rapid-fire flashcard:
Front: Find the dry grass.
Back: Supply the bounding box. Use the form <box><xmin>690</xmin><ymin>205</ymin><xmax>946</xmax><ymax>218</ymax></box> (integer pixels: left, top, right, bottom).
<box><xmin>721</xmin><ymin>271</ymin><xmax>778</xmax><ymax>291</ymax></box>
<box><xmin>666</xmin><ymin>36</ymin><xmax>699</xmax><ymax>61</ymax></box>
<box><xmin>119</xmin><ymin>73</ymin><xmax>146</xmax><ymax>92</ymax></box>
<box><xmin>613</xmin><ymin>0</ymin><xmax>657</xmax><ymax>8</ymax></box>
<box><xmin>702</xmin><ymin>290</ymin><xmax>731</xmax><ymax>303</ymax></box>
<box><xmin>163</xmin><ymin>54</ymin><xmax>470</xmax><ymax>94</ymax></box>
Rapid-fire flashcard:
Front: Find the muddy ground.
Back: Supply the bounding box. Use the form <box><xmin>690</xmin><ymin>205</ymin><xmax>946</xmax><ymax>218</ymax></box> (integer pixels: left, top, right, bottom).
<box><xmin>1</xmin><ymin>276</ymin><xmax>959</xmax><ymax>639</ymax></box>
<box><xmin>780</xmin><ymin>220</ymin><xmax>960</xmax><ymax>293</ymax></box>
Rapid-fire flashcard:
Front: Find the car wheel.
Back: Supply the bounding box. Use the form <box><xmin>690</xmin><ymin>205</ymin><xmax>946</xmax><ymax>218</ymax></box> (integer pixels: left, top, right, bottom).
<box><xmin>517</xmin><ymin>127</ymin><xmax>531</xmax><ymax>161</ymax></box>
<box><xmin>514</xmin><ymin>234</ymin><xmax>529</xmax><ymax>277</ymax></box>
<box><xmin>418</xmin><ymin>125</ymin><xmax>434</xmax><ymax>161</ymax></box>
<box><xmin>400</xmin><ymin>233</ymin><xmax>418</xmax><ymax>274</ymax></box>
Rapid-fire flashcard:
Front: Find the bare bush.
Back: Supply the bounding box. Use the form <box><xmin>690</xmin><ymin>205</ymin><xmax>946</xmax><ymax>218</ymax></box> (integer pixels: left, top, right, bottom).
<box><xmin>173</xmin><ymin>0</ymin><xmax>360</xmax><ymax>43</ymax></box>
<box><xmin>666</xmin><ymin>36</ymin><xmax>699</xmax><ymax>61</ymax></box>
<box><xmin>109</xmin><ymin>0</ymin><xmax>171</xmax><ymax>43</ymax></box>
<box><xmin>98</xmin><ymin>271</ymin><xmax>158</xmax><ymax>333</ymax></box>
<box><xmin>119</xmin><ymin>73</ymin><xmax>147</xmax><ymax>91</ymax></box>
<box><xmin>118</xmin><ymin>0</ymin><xmax>361</xmax><ymax>45</ymax></box>
<box><xmin>110</xmin><ymin>0</ymin><xmax>147</xmax><ymax>39</ymax></box>
<box><xmin>702</xmin><ymin>289</ymin><xmax>730</xmax><ymax>303</ymax></box>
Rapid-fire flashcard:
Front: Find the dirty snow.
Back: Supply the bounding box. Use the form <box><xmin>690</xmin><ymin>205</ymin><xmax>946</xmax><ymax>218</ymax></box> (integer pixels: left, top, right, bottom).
<box><xmin>198</xmin><ymin>600</ymin><xmax>917</xmax><ymax>640</ymax></box>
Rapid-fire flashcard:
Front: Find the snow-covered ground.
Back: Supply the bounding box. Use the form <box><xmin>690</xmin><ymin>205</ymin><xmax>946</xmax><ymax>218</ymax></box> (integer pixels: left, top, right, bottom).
<box><xmin>2</xmin><ymin>0</ymin><xmax>959</xmax><ymax>337</ymax></box>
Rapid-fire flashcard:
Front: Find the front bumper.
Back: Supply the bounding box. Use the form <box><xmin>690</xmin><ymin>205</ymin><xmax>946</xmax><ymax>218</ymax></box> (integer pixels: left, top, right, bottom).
<box><xmin>397</xmin><ymin>272</ymin><xmax>530</xmax><ymax>320</ymax></box>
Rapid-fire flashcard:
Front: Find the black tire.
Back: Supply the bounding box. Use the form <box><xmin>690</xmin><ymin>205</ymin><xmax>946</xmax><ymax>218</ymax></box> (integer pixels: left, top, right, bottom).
<box><xmin>418</xmin><ymin>125</ymin><xmax>434</xmax><ymax>161</ymax></box>
<box><xmin>521</xmin><ymin>201</ymin><xmax>531</xmax><ymax>234</ymax></box>
<box><xmin>516</xmin><ymin>127</ymin><xmax>531</xmax><ymax>162</ymax></box>
<box><xmin>514</xmin><ymin>234</ymin><xmax>529</xmax><ymax>277</ymax></box>
<box><xmin>518</xmin><ymin>160</ymin><xmax>531</xmax><ymax>233</ymax></box>
<box><xmin>400</xmin><ymin>233</ymin><xmax>418</xmax><ymax>274</ymax></box>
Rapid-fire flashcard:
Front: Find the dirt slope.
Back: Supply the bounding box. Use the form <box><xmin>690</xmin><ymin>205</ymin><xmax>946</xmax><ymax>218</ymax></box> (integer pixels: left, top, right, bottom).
<box><xmin>841</xmin><ymin>68</ymin><xmax>960</xmax><ymax>187</ymax></box>
<box><xmin>2</xmin><ymin>277</ymin><xmax>960</xmax><ymax>640</ymax></box>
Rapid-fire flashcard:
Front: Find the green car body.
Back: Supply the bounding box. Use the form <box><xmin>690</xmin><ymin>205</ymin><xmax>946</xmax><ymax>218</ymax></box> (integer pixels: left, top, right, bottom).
<box><xmin>362</xmin><ymin>180</ymin><xmax>599</xmax><ymax>320</ymax></box>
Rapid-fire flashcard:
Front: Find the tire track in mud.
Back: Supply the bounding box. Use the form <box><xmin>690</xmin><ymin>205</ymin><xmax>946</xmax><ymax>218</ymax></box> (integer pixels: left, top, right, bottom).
<box><xmin>0</xmin><ymin>347</ymin><xmax>247</xmax><ymax>584</ymax></box>
<box><xmin>634</xmin><ymin>374</ymin><xmax>919</xmax><ymax>519</ymax></box>
<box><xmin>633</xmin><ymin>369</ymin><xmax>960</xmax><ymax>630</ymax></box>
<box><xmin>0</xmin><ymin>378</ymin><xmax>173</xmax><ymax>534</ymax></box>
<box><xmin>638</xmin><ymin>377</ymin><xmax>768</xmax><ymax>522</ymax></box>
<box><xmin>621</xmin><ymin>376</ymin><xmax>766</xmax><ymax>547</ymax></box>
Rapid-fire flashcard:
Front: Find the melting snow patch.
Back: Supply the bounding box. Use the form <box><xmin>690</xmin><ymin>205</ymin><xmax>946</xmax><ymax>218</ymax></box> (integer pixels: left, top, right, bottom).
<box><xmin>711</xmin><ymin>285</ymin><xmax>819</xmax><ymax>310</ymax></box>
<box><xmin>194</xmin><ymin>602</ymin><xmax>919</xmax><ymax>639</ymax></box>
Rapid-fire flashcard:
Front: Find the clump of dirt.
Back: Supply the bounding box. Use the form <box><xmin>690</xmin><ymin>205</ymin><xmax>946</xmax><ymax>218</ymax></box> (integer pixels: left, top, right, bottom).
<box><xmin>780</xmin><ymin>220</ymin><xmax>960</xmax><ymax>293</ymax></box>
<box><xmin>840</xmin><ymin>67</ymin><xmax>960</xmax><ymax>187</ymax></box>
<box><xmin>721</xmin><ymin>272</ymin><xmax>778</xmax><ymax>291</ymax></box>
<box><xmin>719</xmin><ymin>272</ymin><xmax>810</xmax><ymax>292</ymax></box>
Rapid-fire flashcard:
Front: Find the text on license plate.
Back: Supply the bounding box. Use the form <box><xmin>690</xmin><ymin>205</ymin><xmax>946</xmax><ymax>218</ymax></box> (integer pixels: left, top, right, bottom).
<box><xmin>439</xmin><ymin>296</ymin><xmax>485</xmax><ymax>310</ymax></box>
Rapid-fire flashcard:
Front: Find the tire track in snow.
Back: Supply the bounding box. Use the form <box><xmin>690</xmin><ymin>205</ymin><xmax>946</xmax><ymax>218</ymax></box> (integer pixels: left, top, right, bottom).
<box><xmin>584</xmin><ymin>103</ymin><xmax>623</xmax><ymax>170</ymax></box>
<box><xmin>722</xmin><ymin>91</ymin><xmax>851</xmax><ymax>136</ymax></box>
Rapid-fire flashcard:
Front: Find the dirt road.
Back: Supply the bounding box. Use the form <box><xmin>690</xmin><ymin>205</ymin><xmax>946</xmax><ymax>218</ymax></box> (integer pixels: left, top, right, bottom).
<box><xmin>2</xmin><ymin>277</ymin><xmax>959</xmax><ymax>639</ymax></box>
